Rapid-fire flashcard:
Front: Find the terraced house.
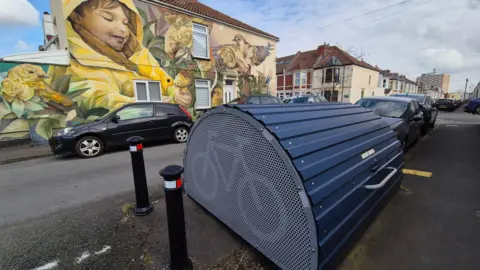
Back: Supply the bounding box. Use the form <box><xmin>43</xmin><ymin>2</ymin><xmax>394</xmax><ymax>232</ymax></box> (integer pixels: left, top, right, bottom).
<box><xmin>0</xmin><ymin>0</ymin><xmax>278</xmax><ymax>145</ymax></box>
<box><xmin>276</xmin><ymin>44</ymin><xmax>380</xmax><ymax>103</ymax></box>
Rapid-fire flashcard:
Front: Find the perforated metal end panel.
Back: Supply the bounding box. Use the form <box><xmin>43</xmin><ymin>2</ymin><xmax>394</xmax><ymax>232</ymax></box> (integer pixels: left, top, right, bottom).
<box><xmin>184</xmin><ymin>109</ymin><xmax>317</xmax><ymax>270</ymax></box>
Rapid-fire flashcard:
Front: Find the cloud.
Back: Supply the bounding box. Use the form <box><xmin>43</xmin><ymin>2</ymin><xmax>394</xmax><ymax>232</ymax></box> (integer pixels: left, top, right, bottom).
<box><xmin>203</xmin><ymin>0</ymin><xmax>480</xmax><ymax>92</ymax></box>
<box><xmin>15</xmin><ymin>40</ymin><xmax>32</xmax><ymax>52</ymax></box>
<box><xmin>0</xmin><ymin>0</ymin><xmax>39</xmax><ymax>26</ymax></box>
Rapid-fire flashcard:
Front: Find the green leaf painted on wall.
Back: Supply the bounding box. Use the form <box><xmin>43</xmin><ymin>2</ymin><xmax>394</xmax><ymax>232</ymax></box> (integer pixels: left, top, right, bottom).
<box><xmin>66</xmin><ymin>110</ymin><xmax>77</xmax><ymax>121</ymax></box>
<box><xmin>148</xmin><ymin>36</ymin><xmax>165</xmax><ymax>50</ymax></box>
<box><xmin>137</xmin><ymin>8</ymin><xmax>149</xmax><ymax>24</ymax></box>
<box><xmin>142</xmin><ymin>21</ymin><xmax>156</xmax><ymax>48</ymax></box>
<box><xmin>12</xmin><ymin>99</ymin><xmax>25</xmax><ymax>118</ymax></box>
<box><xmin>0</xmin><ymin>102</ymin><xmax>12</xmax><ymax>119</ymax></box>
<box><xmin>51</xmin><ymin>75</ymin><xmax>72</xmax><ymax>94</ymax></box>
<box><xmin>23</xmin><ymin>101</ymin><xmax>44</xmax><ymax>112</ymax></box>
<box><xmin>149</xmin><ymin>47</ymin><xmax>169</xmax><ymax>61</ymax></box>
<box><xmin>0</xmin><ymin>119</ymin><xmax>29</xmax><ymax>140</ymax></box>
<box><xmin>50</xmin><ymin>114</ymin><xmax>67</xmax><ymax>127</ymax></box>
<box><xmin>36</xmin><ymin>119</ymin><xmax>54</xmax><ymax>140</ymax></box>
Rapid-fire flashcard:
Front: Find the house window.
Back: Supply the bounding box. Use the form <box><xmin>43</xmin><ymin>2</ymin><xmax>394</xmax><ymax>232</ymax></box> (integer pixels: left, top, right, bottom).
<box><xmin>194</xmin><ymin>79</ymin><xmax>211</xmax><ymax>109</ymax></box>
<box><xmin>383</xmin><ymin>79</ymin><xmax>386</xmax><ymax>88</ymax></box>
<box><xmin>192</xmin><ymin>23</ymin><xmax>209</xmax><ymax>59</ymax></box>
<box><xmin>369</xmin><ymin>75</ymin><xmax>371</xmax><ymax>85</ymax></box>
<box><xmin>294</xmin><ymin>71</ymin><xmax>307</xmax><ymax>86</ymax></box>
<box><xmin>324</xmin><ymin>68</ymin><xmax>340</xmax><ymax>83</ymax></box>
<box><xmin>134</xmin><ymin>81</ymin><xmax>161</xmax><ymax>101</ymax></box>
<box><xmin>361</xmin><ymin>88</ymin><xmax>365</xmax><ymax>98</ymax></box>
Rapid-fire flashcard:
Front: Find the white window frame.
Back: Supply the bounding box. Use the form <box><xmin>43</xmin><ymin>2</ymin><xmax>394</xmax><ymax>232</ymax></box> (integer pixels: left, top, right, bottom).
<box><xmin>294</xmin><ymin>71</ymin><xmax>307</xmax><ymax>86</ymax></box>
<box><xmin>133</xmin><ymin>80</ymin><xmax>162</xmax><ymax>102</ymax></box>
<box><xmin>194</xmin><ymin>79</ymin><xmax>211</xmax><ymax>109</ymax></box>
<box><xmin>192</xmin><ymin>23</ymin><xmax>210</xmax><ymax>59</ymax></box>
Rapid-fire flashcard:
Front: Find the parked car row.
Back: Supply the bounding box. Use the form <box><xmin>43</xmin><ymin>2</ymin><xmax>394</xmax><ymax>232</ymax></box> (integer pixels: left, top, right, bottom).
<box><xmin>355</xmin><ymin>94</ymin><xmax>438</xmax><ymax>151</ymax></box>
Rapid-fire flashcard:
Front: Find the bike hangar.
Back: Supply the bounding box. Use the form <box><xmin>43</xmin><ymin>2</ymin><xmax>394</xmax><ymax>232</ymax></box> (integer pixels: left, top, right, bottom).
<box><xmin>183</xmin><ymin>103</ymin><xmax>404</xmax><ymax>269</ymax></box>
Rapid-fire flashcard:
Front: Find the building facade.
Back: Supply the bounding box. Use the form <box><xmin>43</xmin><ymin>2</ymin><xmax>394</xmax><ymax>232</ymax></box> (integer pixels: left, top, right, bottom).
<box><xmin>275</xmin><ymin>50</ymin><xmax>316</xmax><ymax>100</ymax></box>
<box><xmin>0</xmin><ymin>0</ymin><xmax>278</xmax><ymax>144</ymax></box>
<box><xmin>312</xmin><ymin>45</ymin><xmax>380</xmax><ymax>103</ymax></box>
<box><xmin>276</xmin><ymin>45</ymin><xmax>380</xmax><ymax>103</ymax></box>
<box><xmin>416</xmin><ymin>69</ymin><xmax>450</xmax><ymax>93</ymax></box>
<box><xmin>380</xmin><ymin>70</ymin><xmax>418</xmax><ymax>95</ymax></box>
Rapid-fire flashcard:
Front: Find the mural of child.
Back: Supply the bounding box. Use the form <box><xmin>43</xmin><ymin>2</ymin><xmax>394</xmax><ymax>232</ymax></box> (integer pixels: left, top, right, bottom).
<box><xmin>48</xmin><ymin>0</ymin><xmax>174</xmax><ymax>112</ymax></box>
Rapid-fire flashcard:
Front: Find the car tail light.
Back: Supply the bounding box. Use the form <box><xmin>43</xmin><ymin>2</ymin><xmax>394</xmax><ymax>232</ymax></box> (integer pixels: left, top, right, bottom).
<box><xmin>179</xmin><ymin>105</ymin><xmax>192</xmax><ymax>119</ymax></box>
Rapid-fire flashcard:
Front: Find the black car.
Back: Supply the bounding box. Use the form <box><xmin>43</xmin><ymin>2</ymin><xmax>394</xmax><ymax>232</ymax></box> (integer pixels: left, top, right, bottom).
<box><xmin>228</xmin><ymin>94</ymin><xmax>282</xmax><ymax>105</ymax></box>
<box><xmin>434</xmin><ymin>99</ymin><xmax>456</xmax><ymax>112</ymax></box>
<box><xmin>355</xmin><ymin>96</ymin><xmax>424</xmax><ymax>150</ymax></box>
<box><xmin>48</xmin><ymin>102</ymin><xmax>193</xmax><ymax>158</ymax></box>
<box><xmin>390</xmin><ymin>93</ymin><xmax>438</xmax><ymax>132</ymax></box>
<box><xmin>283</xmin><ymin>94</ymin><xmax>328</xmax><ymax>104</ymax></box>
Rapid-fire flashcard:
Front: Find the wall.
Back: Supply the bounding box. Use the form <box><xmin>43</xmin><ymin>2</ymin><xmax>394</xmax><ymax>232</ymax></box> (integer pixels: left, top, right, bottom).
<box><xmin>57</xmin><ymin>0</ymin><xmax>276</xmax><ymax>114</ymax></box>
<box><xmin>50</xmin><ymin>0</ymin><xmax>68</xmax><ymax>51</ymax></box>
<box><xmin>0</xmin><ymin>62</ymin><xmax>72</xmax><ymax>143</ymax></box>
<box><xmin>0</xmin><ymin>0</ymin><xmax>277</xmax><ymax>144</ymax></box>
<box><xmin>350</xmin><ymin>65</ymin><xmax>379</xmax><ymax>104</ymax></box>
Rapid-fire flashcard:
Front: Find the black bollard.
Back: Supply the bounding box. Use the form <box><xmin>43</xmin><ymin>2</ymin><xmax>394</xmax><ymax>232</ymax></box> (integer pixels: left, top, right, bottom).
<box><xmin>159</xmin><ymin>165</ymin><xmax>192</xmax><ymax>270</ymax></box>
<box><xmin>127</xmin><ymin>136</ymin><xmax>153</xmax><ymax>216</ymax></box>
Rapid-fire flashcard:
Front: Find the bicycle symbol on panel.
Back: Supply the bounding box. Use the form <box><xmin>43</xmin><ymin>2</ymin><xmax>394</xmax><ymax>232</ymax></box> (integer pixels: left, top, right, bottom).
<box><xmin>191</xmin><ymin>130</ymin><xmax>288</xmax><ymax>241</ymax></box>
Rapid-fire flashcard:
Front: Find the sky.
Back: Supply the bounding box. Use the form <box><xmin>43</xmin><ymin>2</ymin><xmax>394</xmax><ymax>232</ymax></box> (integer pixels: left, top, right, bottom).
<box><xmin>0</xmin><ymin>0</ymin><xmax>477</xmax><ymax>92</ymax></box>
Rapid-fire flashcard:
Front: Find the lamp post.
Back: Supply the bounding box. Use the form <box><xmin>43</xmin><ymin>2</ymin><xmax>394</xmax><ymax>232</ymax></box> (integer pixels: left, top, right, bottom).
<box><xmin>463</xmin><ymin>78</ymin><xmax>469</xmax><ymax>101</ymax></box>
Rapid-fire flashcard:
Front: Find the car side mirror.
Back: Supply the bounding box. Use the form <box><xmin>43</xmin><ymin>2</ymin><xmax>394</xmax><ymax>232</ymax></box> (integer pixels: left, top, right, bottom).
<box><xmin>112</xmin><ymin>115</ymin><xmax>120</xmax><ymax>123</ymax></box>
<box><xmin>412</xmin><ymin>115</ymin><xmax>423</xmax><ymax>121</ymax></box>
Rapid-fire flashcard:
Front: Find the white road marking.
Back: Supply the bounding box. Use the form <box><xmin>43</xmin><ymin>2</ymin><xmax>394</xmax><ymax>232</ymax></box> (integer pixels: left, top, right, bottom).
<box><xmin>446</xmin><ymin>125</ymin><xmax>458</xmax><ymax>127</ymax></box>
<box><xmin>94</xmin><ymin>245</ymin><xmax>111</xmax><ymax>255</ymax></box>
<box><xmin>75</xmin><ymin>251</ymin><xmax>91</xmax><ymax>264</ymax></box>
<box><xmin>33</xmin><ymin>261</ymin><xmax>59</xmax><ymax>270</ymax></box>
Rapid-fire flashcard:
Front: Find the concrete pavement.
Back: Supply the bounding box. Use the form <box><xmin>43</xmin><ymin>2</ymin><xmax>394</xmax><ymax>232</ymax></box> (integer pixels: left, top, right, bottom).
<box><xmin>341</xmin><ymin>109</ymin><xmax>480</xmax><ymax>270</ymax></box>
<box><xmin>0</xmin><ymin>142</ymin><xmax>184</xmax><ymax>227</ymax></box>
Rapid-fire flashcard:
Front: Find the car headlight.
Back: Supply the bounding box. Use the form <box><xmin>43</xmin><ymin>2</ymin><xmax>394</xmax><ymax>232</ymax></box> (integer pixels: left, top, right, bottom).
<box><xmin>54</xmin><ymin>127</ymin><xmax>75</xmax><ymax>136</ymax></box>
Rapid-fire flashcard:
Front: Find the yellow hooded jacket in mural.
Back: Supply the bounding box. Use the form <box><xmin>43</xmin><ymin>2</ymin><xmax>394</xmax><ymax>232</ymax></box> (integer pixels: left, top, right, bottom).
<box><xmin>48</xmin><ymin>0</ymin><xmax>174</xmax><ymax>111</ymax></box>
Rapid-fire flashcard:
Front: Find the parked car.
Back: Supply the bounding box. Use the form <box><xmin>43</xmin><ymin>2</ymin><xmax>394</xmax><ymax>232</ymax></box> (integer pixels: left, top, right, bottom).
<box><xmin>434</xmin><ymin>99</ymin><xmax>456</xmax><ymax>111</ymax></box>
<box><xmin>283</xmin><ymin>94</ymin><xmax>328</xmax><ymax>104</ymax></box>
<box><xmin>390</xmin><ymin>93</ymin><xmax>438</xmax><ymax>132</ymax></box>
<box><xmin>48</xmin><ymin>102</ymin><xmax>193</xmax><ymax>158</ymax></box>
<box><xmin>465</xmin><ymin>98</ymin><xmax>480</xmax><ymax>114</ymax></box>
<box><xmin>355</xmin><ymin>96</ymin><xmax>424</xmax><ymax>150</ymax></box>
<box><xmin>228</xmin><ymin>95</ymin><xmax>282</xmax><ymax>105</ymax></box>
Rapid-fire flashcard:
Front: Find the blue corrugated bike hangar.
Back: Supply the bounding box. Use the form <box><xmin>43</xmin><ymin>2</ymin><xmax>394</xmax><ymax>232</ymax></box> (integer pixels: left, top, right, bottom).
<box><xmin>184</xmin><ymin>103</ymin><xmax>404</xmax><ymax>269</ymax></box>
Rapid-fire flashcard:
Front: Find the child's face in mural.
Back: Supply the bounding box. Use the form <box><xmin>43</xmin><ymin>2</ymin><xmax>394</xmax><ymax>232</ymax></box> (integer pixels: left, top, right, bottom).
<box><xmin>80</xmin><ymin>0</ymin><xmax>130</xmax><ymax>51</ymax></box>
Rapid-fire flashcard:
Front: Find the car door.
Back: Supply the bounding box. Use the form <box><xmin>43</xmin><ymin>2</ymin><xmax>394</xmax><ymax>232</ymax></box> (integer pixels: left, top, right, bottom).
<box><xmin>105</xmin><ymin>104</ymin><xmax>157</xmax><ymax>146</ymax></box>
<box><xmin>151</xmin><ymin>104</ymin><xmax>179</xmax><ymax>140</ymax></box>
<box><xmin>406</xmin><ymin>102</ymin><xmax>417</xmax><ymax>144</ymax></box>
<box><xmin>427</xmin><ymin>97</ymin><xmax>438</xmax><ymax>123</ymax></box>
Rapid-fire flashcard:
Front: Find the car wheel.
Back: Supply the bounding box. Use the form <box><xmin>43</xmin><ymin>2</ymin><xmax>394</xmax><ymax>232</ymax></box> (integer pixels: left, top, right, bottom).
<box><xmin>173</xmin><ymin>126</ymin><xmax>189</xmax><ymax>143</ymax></box>
<box><xmin>75</xmin><ymin>136</ymin><xmax>104</xmax><ymax>158</ymax></box>
<box><xmin>476</xmin><ymin>106</ymin><xmax>480</xmax><ymax>115</ymax></box>
<box><xmin>401</xmin><ymin>140</ymin><xmax>406</xmax><ymax>151</ymax></box>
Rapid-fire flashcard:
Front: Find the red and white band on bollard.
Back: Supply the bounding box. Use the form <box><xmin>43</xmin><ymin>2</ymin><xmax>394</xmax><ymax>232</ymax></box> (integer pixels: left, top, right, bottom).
<box><xmin>129</xmin><ymin>143</ymin><xmax>143</xmax><ymax>152</ymax></box>
<box><xmin>164</xmin><ymin>177</ymin><xmax>183</xmax><ymax>190</ymax></box>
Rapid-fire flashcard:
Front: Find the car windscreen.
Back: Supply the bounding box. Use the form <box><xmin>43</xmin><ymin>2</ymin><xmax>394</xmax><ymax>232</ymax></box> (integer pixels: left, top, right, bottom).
<box><xmin>392</xmin><ymin>94</ymin><xmax>424</xmax><ymax>103</ymax></box>
<box><xmin>437</xmin><ymin>99</ymin><xmax>452</xmax><ymax>104</ymax></box>
<box><xmin>290</xmin><ymin>97</ymin><xmax>309</xmax><ymax>103</ymax></box>
<box><xmin>356</xmin><ymin>99</ymin><xmax>408</xmax><ymax>118</ymax></box>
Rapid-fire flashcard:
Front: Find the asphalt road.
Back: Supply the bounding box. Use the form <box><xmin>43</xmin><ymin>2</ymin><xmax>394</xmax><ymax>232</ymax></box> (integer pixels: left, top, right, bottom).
<box><xmin>341</xmin><ymin>108</ymin><xmax>480</xmax><ymax>270</ymax></box>
<box><xmin>0</xmin><ymin>142</ymin><xmax>185</xmax><ymax>227</ymax></box>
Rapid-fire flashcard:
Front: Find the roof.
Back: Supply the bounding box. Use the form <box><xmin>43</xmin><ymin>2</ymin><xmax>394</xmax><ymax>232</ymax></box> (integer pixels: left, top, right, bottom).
<box><xmin>155</xmin><ymin>0</ymin><xmax>279</xmax><ymax>41</ymax></box>
<box><xmin>276</xmin><ymin>45</ymin><xmax>380</xmax><ymax>74</ymax></box>
<box><xmin>314</xmin><ymin>46</ymin><xmax>379</xmax><ymax>71</ymax></box>
<box><xmin>276</xmin><ymin>55</ymin><xmax>295</xmax><ymax>74</ymax></box>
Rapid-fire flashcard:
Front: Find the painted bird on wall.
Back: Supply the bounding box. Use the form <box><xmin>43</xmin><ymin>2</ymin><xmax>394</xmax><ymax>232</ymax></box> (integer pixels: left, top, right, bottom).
<box><xmin>5</xmin><ymin>64</ymin><xmax>73</xmax><ymax>107</ymax></box>
<box><xmin>232</xmin><ymin>34</ymin><xmax>273</xmax><ymax>67</ymax></box>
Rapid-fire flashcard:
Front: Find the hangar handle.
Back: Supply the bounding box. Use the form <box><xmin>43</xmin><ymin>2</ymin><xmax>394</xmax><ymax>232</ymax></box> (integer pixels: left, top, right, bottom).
<box><xmin>364</xmin><ymin>167</ymin><xmax>398</xmax><ymax>190</ymax></box>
